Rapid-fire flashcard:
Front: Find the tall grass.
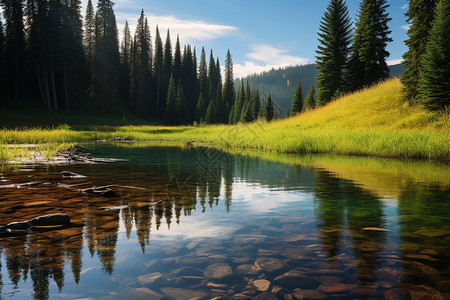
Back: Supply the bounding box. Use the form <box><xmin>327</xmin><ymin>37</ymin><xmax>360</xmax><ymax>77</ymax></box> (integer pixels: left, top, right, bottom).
<box><xmin>0</xmin><ymin>78</ymin><xmax>448</xmax><ymax>161</ymax></box>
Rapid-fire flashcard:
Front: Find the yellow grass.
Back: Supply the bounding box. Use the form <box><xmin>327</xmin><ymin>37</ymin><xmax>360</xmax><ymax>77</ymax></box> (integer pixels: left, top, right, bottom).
<box><xmin>0</xmin><ymin>78</ymin><xmax>449</xmax><ymax>162</ymax></box>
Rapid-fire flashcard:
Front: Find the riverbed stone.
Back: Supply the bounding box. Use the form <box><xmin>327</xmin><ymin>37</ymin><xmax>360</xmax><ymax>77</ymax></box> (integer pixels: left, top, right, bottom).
<box><xmin>236</xmin><ymin>264</ymin><xmax>261</xmax><ymax>275</ymax></box>
<box><xmin>408</xmin><ymin>285</ymin><xmax>445</xmax><ymax>300</ymax></box>
<box><xmin>383</xmin><ymin>288</ymin><xmax>410</xmax><ymax>300</ymax></box>
<box><xmin>160</xmin><ymin>287</ymin><xmax>208</xmax><ymax>300</ymax></box>
<box><xmin>6</xmin><ymin>221</ymin><xmax>32</xmax><ymax>230</ymax></box>
<box><xmin>204</xmin><ymin>263</ymin><xmax>232</xmax><ymax>280</ymax></box>
<box><xmin>403</xmin><ymin>261</ymin><xmax>439</xmax><ymax>285</ymax></box>
<box><xmin>293</xmin><ymin>289</ymin><xmax>327</xmax><ymax>299</ymax></box>
<box><xmin>415</xmin><ymin>228</ymin><xmax>450</xmax><ymax>237</ymax></box>
<box><xmin>138</xmin><ymin>272</ymin><xmax>162</xmax><ymax>285</ymax></box>
<box><xmin>252</xmin><ymin>292</ymin><xmax>279</xmax><ymax>300</ymax></box>
<box><xmin>318</xmin><ymin>283</ymin><xmax>357</xmax><ymax>294</ymax></box>
<box><xmin>255</xmin><ymin>257</ymin><xmax>285</xmax><ymax>273</ymax></box>
<box><xmin>273</xmin><ymin>270</ymin><xmax>320</xmax><ymax>289</ymax></box>
<box><xmin>253</xmin><ymin>279</ymin><xmax>271</xmax><ymax>292</ymax></box>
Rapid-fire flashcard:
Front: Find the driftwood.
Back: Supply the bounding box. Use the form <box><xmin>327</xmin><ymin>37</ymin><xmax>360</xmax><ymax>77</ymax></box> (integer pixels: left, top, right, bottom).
<box><xmin>57</xmin><ymin>145</ymin><xmax>128</xmax><ymax>164</ymax></box>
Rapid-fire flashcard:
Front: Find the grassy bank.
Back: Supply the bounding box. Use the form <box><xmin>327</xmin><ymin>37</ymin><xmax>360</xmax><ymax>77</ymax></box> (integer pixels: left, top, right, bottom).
<box><xmin>0</xmin><ymin>78</ymin><xmax>449</xmax><ymax>162</ymax></box>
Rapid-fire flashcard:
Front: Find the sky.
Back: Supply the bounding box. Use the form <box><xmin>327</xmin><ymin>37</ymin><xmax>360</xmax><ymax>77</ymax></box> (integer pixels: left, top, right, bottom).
<box><xmin>1</xmin><ymin>0</ymin><xmax>410</xmax><ymax>79</ymax></box>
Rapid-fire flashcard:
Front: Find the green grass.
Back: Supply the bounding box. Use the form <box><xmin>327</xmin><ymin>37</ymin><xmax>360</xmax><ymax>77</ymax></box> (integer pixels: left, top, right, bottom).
<box><xmin>0</xmin><ymin>78</ymin><xmax>449</xmax><ymax>163</ymax></box>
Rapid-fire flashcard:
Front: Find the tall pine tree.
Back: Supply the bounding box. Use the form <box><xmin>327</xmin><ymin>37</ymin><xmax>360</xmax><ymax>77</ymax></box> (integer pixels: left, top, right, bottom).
<box><xmin>92</xmin><ymin>0</ymin><xmax>120</xmax><ymax>113</ymax></box>
<box><xmin>347</xmin><ymin>0</ymin><xmax>392</xmax><ymax>92</ymax></box>
<box><xmin>304</xmin><ymin>84</ymin><xmax>316</xmax><ymax>111</ymax></box>
<box><xmin>84</xmin><ymin>0</ymin><xmax>95</xmax><ymax>69</ymax></box>
<box><xmin>129</xmin><ymin>10</ymin><xmax>152</xmax><ymax>115</ymax></box>
<box><xmin>154</xmin><ymin>25</ymin><xmax>164</xmax><ymax>114</ymax></box>
<box><xmin>291</xmin><ymin>79</ymin><xmax>303</xmax><ymax>114</ymax></box>
<box><xmin>315</xmin><ymin>0</ymin><xmax>352</xmax><ymax>106</ymax></box>
<box><xmin>119</xmin><ymin>20</ymin><xmax>132</xmax><ymax>103</ymax></box>
<box><xmin>417</xmin><ymin>0</ymin><xmax>450</xmax><ymax>110</ymax></box>
<box><xmin>401</xmin><ymin>0</ymin><xmax>438</xmax><ymax>103</ymax></box>
<box><xmin>222</xmin><ymin>49</ymin><xmax>235</xmax><ymax>123</ymax></box>
<box><xmin>161</xmin><ymin>29</ymin><xmax>172</xmax><ymax>116</ymax></box>
<box><xmin>1</xmin><ymin>0</ymin><xmax>26</xmax><ymax>101</ymax></box>
<box><xmin>0</xmin><ymin>17</ymin><xmax>6</xmax><ymax>91</ymax></box>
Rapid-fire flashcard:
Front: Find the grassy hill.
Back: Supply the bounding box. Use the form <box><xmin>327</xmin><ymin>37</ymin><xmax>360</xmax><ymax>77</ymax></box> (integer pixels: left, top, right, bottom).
<box><xmin>1</xmin><ymin>78</ymin><xmax>448</xmax><ymax>161</ymax></box>
<box><xmin>236</xmin><ymin>63</ymin><xmax>406</xmax><ymax>115</ymax></box>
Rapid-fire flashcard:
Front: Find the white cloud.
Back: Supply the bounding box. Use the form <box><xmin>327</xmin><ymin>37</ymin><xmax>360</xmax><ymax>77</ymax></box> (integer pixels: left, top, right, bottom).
<box><xmin>114</xmin><ymin>12</ymin><xmax>237</xmax><ymax>49</ymax></box>
<box><xmin>401</xmin><ymin>4</ymin><xmax>408</xmax><ymax>10</ymax></box>
<box><xmin>387</xmin><ymin>58</ymin><xmax>404</xmax><ymax>66</ymax></box>
<box><xmin>401</xmin><ymin>24</ymin><xmax>410</xmax><ymax>30</ymax></box>
<box><xmin>234</xmin><ymin>44</ymin><xmax>310</xmax><ymax>78</ymax></box>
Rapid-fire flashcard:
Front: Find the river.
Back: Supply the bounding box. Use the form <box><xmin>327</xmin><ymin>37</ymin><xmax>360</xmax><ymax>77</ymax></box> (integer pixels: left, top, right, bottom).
<box><xmin>0</xmin><ymin>144</ymin><xmax>449</xmax><ymax>299</ymax></box>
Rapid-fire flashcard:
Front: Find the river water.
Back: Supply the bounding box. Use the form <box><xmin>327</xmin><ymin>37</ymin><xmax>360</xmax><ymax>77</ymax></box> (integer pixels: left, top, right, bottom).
<box><xmin>0</xmin><ymin>144</ymin><xmax>449</xmax><ymax>299</ymax></box>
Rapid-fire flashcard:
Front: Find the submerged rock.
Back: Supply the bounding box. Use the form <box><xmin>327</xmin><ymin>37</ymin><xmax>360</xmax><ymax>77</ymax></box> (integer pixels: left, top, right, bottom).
<box><xmin>293</xmin><ymin>289</ymin><xmax>327</xmax><ymax>299</ymax></box>
<box><xmin>255</xmin><ymin>257</ymin><xmax>285</xmax><ymax>273</ymax></box>
<box><xmin>403</xmin><ymin>261</ymin><xmax>440</xmax><ymax>285</ymax></box>
<box><xmin>204</xmin><ymin>263</ymin><xmax>233</xmax><ymax>280</ymax></box>
<box><xmin>160</xmin><ymin>287</ymin><xmax>208</xmax><ymax>300</ymax></box>
<box><xmin>252</xmin><ymin>292</ymin><xmax>278</xmax><ymax>300</ymax></box>
<box><xmin>273</xmin><ymin>270</ymin><xmax>320</xmax><ymax>289</ymax></box>
<box><xmin>253</xmin><ymin>279</ymin><xmax>271</xmax><ymax>292</ymax></box>
<box><xmin>236</xmin><ymin>264</ymin><xmax>261</xmax><ymax>275</ymax></box>
<box><xmin>408</xmin><ymin>285</ymin><xmax>445</xmax><ymax>300</ymax></box>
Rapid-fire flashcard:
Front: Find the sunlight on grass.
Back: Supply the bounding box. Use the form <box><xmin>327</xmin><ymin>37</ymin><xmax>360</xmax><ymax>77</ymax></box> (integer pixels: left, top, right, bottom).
<box><xmin>0</xmin><ymin>78</ymin><xmax>448</xmax><ymax>161</ymax></box>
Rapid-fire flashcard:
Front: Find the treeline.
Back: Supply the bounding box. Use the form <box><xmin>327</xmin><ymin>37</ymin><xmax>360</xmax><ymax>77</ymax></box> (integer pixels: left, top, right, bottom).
<box><xmin>300</xmin><ymin>0</ymin><xmax>448</xmax><ymax>113</ymax></box>
<box><xmin>0</xmin><ymin>0</ymin><xmax>241</xmax><ymax>124</ymax></box>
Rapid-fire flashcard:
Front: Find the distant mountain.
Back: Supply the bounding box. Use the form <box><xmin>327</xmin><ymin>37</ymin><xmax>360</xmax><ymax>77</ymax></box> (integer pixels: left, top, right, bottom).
<box><xmin>235</xmin><ymin>63</ymin><xmax>405</xmax><ymax>114</ymax></box>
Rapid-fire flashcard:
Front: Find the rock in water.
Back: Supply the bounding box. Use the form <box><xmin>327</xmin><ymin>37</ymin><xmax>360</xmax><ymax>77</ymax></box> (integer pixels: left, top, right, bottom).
<box><xmin>273</xmin><ymin>270</ymin><xmax>320</xmax><ymax>289</ymax></box>
<box><xmin>203</xmin><ymin>263</ymin><xmax>233</xmax><ymax>280</ymax></box>
<box><xmin>29</xmin><ymin>213</ymin><xmax>71</xmax><ymax>226</ymax></box>
<box><xmin>79</xmin><ymin>185</ymin><xmax>116</xmax><ymax>197</ymax></box>
<box><xmin>253</xmin><ymin>279</ymin><xmax>271</xmax><ymax>292</ymax></box>
<box><xmin>160</xmin><ymin>287</ymin><xmax>208</xmax><ymax>300</ymax></box>
<box><xmin>255</xmin><ymin>257</ymin><xmax>285</xmax><ymax>273</ymax></box>
<box><xmin>6</xmin><ymin>221</ymin><xmax>32</xmax><ymax>230</ymax></box>
<box><xmin>62</xmin><ymin>171</ymin><xmax>87</xmax><ymax>179</ymax></box>
<box><xmin>408</xmin><ymin>285</ymin><xmax>445</xmax><ymax>300</ymax></box>
<box><xmin>252</xmin><ymin>292</ymin><xmax>279</xmax><ymax>300</ymax></box>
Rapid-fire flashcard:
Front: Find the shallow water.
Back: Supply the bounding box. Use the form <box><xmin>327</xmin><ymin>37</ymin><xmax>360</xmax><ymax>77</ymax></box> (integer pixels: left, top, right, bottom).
<box><xmin>0</xmin><ymin>144</ymin><xmax>449</xmax><ymax>299</ymax></box>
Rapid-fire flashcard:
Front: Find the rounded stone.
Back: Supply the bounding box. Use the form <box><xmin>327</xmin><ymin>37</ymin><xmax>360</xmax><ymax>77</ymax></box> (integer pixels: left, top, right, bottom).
<box><xmin>203</xmin><ymin>263</ymin><xmax>232</xmax><ymax>280</ymax></box>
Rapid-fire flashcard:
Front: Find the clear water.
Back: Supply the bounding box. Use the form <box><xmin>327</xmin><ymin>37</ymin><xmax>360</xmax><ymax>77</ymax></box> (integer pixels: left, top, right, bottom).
<box><xmin>0</xmin><ymin>144</ymin><xmax>449</xmax><ymax>299</ymax></box>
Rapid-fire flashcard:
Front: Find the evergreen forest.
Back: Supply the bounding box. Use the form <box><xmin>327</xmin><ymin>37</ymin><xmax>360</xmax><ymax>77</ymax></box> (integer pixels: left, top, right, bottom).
<box><xmin>0</xmin><ymin>0</ymin><xmax>448</xmax><ymax>127</ymax></box>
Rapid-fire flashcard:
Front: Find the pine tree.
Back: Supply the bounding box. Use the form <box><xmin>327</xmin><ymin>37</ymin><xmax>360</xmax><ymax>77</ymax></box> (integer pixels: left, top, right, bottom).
<box><xmin>181</xmin><ymin>44</ymin><xmax>197</xmax><ymax>121</ymax></box>
<box><xmin>347</xmin><ymin>0</ymin><xmax>392</xmax><ymax>92</ymax></box>
<box><xmin>291</xmin><ymin>79</ymin><xmax>303</xmax><ymax>114</ymax></box>
<box><xmin>164</xmin><ymin>75</ymin><xmax>176</xmax><ymax>124</ymax></box>
<box><xmin>198</xmin><ymin>47</ymin><xmax>208</xmax><ymax>106</ymax></box>
<box><xmin>0</xmin><ymin>18</ymin><xmax>6</xmax><ymax>90</ymax></box>
<box><xmin>119</xmin><ymin>20</ymin><xmax>132</xmax><ymax>102</ymax></box>
<box><xmin>195</xmin><ymin>93</ymin><xmax>205</xmax><ymax>122</ymax></box>
<box><xmin>315</xmin><ymin>0</ymin><xmax>352</xmax><ymax>106</ymax></box>
<box><xmin>285</xmin><ymin>106</ymin><xmax>290</xmax><ymax>118</ymax></box>
<box><xmin>417</xmin><ymin>0</ymin><xmax>450</xmax><ymax>110</ymax></box>
<box><xmin>222</xmin><ymin>49</ymin><xmax>235</xmax><ymax>123</ymax></box>
<box><xmin>249</xmin><ymin>88</ymin><xmax>261</xmax><ymax>120</ymax></box>
<box><xmin>233</xmin><ymin>81</ymin><xmax>245</xmax><ymax>123</ymax></box>
<box><xmin>161</xmin><ymin>29</ymin><xmax>172</xmax><ymax>116</ymax></box>
<box><xmin>173</xmin><ymin>35</ymin><xmax>182</xmax><ymax>85</ymax></box>
<box><xmin>402</xmin><ymin>0</ymin><xmax>438</xmax><ymax>102</ymax></box>
<box><xmin>1</xmin><ymin>0</ymin><xmax>26</xmax><ymax>101</ymax></box>
<box><xmin>176</xmin><ymin>83</ymin><xmax>187</xmax><ymax>123</ymax></box>
<box><xmin>129</xmin><ymin>10</ymin><xmax>152</xmax><ymax>114</ymax></box>
<box><xmin>264</xmin><ymin>94</ymin><xmax>275</xmax><ymax>121</ymax></box>
<box><xmin>154</xmin><ymin>25</ymin><xmax>164</xmax><ymax>114</ymax></box>
<box><xmin>304</xmin><ymin>84</ymin><xmax>316</xmax><ymax>111</ymax></box>
<box><xmin>92</xmin><ymin>0</ymin><xmax>121</xmax><ymax>113</ymax></box>
<box><xmin>84</xmin><ymin>0</ymin><xmax>95</xmax><ymax>67</ymax></box>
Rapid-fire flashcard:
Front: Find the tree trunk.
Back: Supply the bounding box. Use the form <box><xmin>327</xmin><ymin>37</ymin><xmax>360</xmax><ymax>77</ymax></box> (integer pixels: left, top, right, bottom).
<box><xmin>50</xmin><ymin>59</ymin><xmax>58</xmax><ymax>111</ymax></box>
<box><xmin>63</xmin><ymin>62</ymin><xmax>69</xmax><ymax>112</ymax></box>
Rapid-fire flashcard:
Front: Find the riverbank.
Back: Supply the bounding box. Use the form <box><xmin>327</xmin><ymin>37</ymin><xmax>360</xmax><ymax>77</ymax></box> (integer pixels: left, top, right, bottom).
<box><xmin>0</xmin><ymin>78</ymin><xmax>449</xmax><ymax>164</ymax></box>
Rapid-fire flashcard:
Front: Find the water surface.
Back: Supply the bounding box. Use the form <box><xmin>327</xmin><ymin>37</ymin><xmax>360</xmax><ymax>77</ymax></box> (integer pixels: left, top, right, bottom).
<box><xmin>0</xmin><ymin>144</ymin><xmax>449</xmax><ymax>299</ymax></box>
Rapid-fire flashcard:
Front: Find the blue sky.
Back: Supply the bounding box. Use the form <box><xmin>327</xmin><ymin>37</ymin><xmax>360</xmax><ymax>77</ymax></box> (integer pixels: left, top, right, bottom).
<box><xmin>30</xmin><ymin>1</ymin><xmax>412</xmax><ymax>78</ymax></box>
